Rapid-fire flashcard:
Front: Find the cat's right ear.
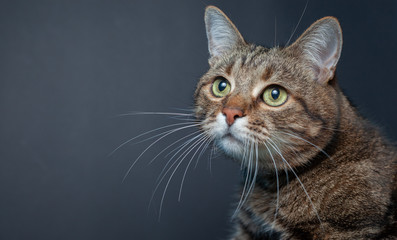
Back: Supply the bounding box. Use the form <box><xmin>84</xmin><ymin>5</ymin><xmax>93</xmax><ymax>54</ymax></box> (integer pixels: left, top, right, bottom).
<box><xmin>204</xmin><ymin>6</ymin><xmax>246</xmax><ymax>58</ymax></box>
<box><xmin>288</xmin><ymin>17</ymin><xmax>343</xmax><ymax>84</ymax></box>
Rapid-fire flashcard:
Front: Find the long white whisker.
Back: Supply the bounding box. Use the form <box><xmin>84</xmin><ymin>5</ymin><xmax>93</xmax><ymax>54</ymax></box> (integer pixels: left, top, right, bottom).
<box><xmin>115</xmin><ymin>111</ymin><xmax>194</xmax><ymax>117</ymax></box>
<box><xmin>109</xmin><ymin>122</ymin><xmax>199</xmax><ymax>156</ymax></box>
<box><xmin>148</xmin><ymin>134</ymin><xmax>206</xmax><ymax>217</ymax></box>
<box><xmin>242</xmin><ymin>141</ymin><xmax>253</xmax><ymax>204</ymax></box>
<box><xmin>233</xmin><ymin>139</ymin><xmax>253</xmax><ymax>218</ymax></box>
<box><xmin>178</xmin><ymin>135</ymin><xmax>211</xmax><ymax>201</ymax></box>
<box><xmin>133</xmin><ymin>123</ymin><xmax>199</xmax><ymax>146</ymax></box>
<box><xmin>194</xmin><ymin>134</ymin><xmax>212</xmax><ymax>169</ymax></box>
<box><xmin>158</xmin><ymin>134</ymin><xmax>208</xmax><ymax>219</ymax></box>
<box><xmin>208</xmin><ymin>143</ymin><xmax>215</xmax><ymax>174</ymax></box>
<box><xmin>274</xmin><ymin>16</ymin><xmax>277</xmax><ymax>47</ymax></box>
<box><xmin>122</xmin><ymin>124</ymin><xmax>201</xmax><ymax>182</ymax></box>
<box><xmin>155</xmin><ymin>133</ymin><xmax>205</xmax><ymax>184</ymax></box>
<box><xmin>157</xmin><ymin>134</ymin><xmax>207</xmax><ymax>188</ymax></box>
<box><xmin>163</xmin><ymin>132</ymin><xmax>203</xmax><ymax>159</ymax></box>
<box><xmin>168</xmin><ymin>115</ymin><xmax>197</xmax><ymax>121</ymax></box>
<box><xmin>279</xmin><ymin>131</ymin><xmax>332</xmax><ymax>160</ymax></box>
<box><xmin>169</xmin><ymin>107</ymin><xmax>195</xmax><ymax>113</ymax></box>
<box><xmin>240</xmin><ymin>138</ymin><xmax>249</xmax><ymax>170</ymax></box>
<box><xmin>267</xmin><ymin>141</ymin><xmax>323</xmax><ymax>227</ymax></box>
<box><xmin>286</xmin><ymin>0</ymin><xmax>309</xmax><ymax>46</ymax></box>
<box><xmin>263</xmin><ymin>142</ymin><xmax>280</xmax><ymax>218</ymax></box>
<box><xmin>268</xmin><ymin>138</ymin><xmax>290</xmax><ymax>202</ymax></box>
<box><xmin>243</xmin><ymin>141</ymin><xmax>259</xmax><ymax>207</ymax></box>
<box><xmin>148</xmin><ymin>130</ymin><xmax>202</xmax><ymax>165</ymax></box>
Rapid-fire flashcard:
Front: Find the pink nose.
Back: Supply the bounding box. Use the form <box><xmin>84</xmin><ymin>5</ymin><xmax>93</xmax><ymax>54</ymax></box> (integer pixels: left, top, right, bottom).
<box><xmin>222</xmin><ymin>107</ymin><xmax>244</xmax><ymax>126</ymax></box>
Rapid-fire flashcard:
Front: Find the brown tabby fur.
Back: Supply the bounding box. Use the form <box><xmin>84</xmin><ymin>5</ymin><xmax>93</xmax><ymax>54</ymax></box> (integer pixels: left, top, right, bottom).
<box><xmin>194</xmin><ymin>6</ymin><xmax>397</xmax><ymax>240</ymax></box>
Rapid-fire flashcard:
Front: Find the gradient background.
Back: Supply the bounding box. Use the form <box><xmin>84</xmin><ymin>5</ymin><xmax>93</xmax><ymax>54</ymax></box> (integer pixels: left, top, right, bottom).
<box><xmin>1</xmin><ymin>0</ymin><xmax>396</xmax><ymax>239</ymax></box>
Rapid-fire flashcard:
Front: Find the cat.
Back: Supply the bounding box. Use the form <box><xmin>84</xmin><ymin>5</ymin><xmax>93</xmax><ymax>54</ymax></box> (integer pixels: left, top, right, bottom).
<box><xmin>193</xmin><ymin>6</ymin><xmax>397</xmax><ymax>240</ymax></box>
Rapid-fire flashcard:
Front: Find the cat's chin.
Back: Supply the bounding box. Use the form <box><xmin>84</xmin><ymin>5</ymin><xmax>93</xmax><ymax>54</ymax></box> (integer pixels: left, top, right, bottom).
<box><xmin>217</xmin><ymin>134</ymin><xmax>245</xmax><ymax>158</ymax></box>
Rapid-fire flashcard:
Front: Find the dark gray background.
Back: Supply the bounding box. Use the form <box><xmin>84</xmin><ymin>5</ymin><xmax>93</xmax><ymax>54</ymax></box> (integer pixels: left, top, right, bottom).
<box><xmin>0</xmin><ymin>0</ymin><xmax>396</xmax><ymax>239</ymax></box>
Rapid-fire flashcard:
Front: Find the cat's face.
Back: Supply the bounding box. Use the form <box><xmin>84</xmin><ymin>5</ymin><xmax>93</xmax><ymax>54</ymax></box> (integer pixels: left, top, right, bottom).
<box><xmin>195</xmin><ymin>6</ymin><xmax>343</xmax><ymax>170</ymax></box>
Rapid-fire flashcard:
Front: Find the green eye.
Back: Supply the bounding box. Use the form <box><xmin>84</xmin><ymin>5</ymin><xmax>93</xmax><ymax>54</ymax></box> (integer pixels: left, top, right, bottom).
<box><xmin>212</xmin><ymin>78</ymin><xmax>231</xmax><ymax>97</ymax></box>
<box><xmin>262</xmin><ymin>85</ymin><xmax>288</xmax><ymax>107</ymax></box>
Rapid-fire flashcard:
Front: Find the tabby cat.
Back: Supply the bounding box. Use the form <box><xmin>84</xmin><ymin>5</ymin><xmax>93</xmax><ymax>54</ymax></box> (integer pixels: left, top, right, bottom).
<box><xmin>194</xmin><ymin>6</ymin><xmax>397</xmax><ymax>239</ymax></box>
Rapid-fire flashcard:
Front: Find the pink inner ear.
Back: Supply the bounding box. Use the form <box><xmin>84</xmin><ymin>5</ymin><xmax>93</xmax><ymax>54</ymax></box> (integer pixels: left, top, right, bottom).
<box><xmin>316</xmin><ymin>40</ymin><xmax>339</xmax><ymax>83</ymax></box>
<box><xmin>294</xmin><ymin>18</ymin><xmax>342</xmax><ymax>84</ymax></box>
<box><xmin>320</xmin><ymin>37</ymin><xmax>339</xmax><ymax>68</ymax></box>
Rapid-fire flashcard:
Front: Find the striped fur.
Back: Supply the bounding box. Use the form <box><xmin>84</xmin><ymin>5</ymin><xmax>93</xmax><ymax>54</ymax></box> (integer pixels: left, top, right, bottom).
<box><xmin>195</xmin><ymin>6</ymin><xmax>397</xmax><ymax>239</ymax></box>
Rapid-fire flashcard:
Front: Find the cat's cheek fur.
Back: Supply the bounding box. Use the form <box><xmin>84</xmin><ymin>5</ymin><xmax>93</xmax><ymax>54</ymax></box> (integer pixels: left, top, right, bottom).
<box><xmin>207</xmin><ymin>113</ymin><xmax>228</xmax><ymax>137</ymax></box>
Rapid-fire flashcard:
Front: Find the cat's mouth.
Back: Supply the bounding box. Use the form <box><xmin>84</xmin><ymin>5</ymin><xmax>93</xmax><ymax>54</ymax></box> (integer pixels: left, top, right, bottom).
<box><xmin>223</xmin><ymin>133</ymin><xmax>243</xmax><ymax>144</ymax></box>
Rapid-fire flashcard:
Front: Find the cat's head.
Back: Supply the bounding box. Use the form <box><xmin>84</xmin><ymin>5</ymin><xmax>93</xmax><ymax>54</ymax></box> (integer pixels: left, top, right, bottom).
<box><xmin>194</xmin><ymin>6</ymin><xmax>343</xmax><ymax>170</ymax></box>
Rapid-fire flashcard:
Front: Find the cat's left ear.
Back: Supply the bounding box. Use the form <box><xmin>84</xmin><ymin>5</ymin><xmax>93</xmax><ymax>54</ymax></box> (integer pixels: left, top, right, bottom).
<box><xmin>288</xmin><ymin>17</ymin><xmax>342</xmax><ymax>84</ymax></box>
<box><xmin>204</xmin><ymin>6</ymin><xmax>246</xmax><ymax>58</ymax></box>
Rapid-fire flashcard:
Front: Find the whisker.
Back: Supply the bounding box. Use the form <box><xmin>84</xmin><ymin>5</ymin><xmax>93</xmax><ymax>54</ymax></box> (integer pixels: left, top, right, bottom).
<box><xmin>273</xmin><ymin>135</ymin><xmax>307</xmax><ymax>169</ymax></box>
<box><xmin>170</xmin><ymin>107</ymin><xmax>195</xmax><ymax>113</ymax></box>
<box><xmin>148</xmin><ymin>134</ymin><xmax>207</xmax><ymax>218</ymax></box>
<box><xmin>178</xmin><ymin>135</ymin><xmax>211</xmax><ymax>201</ymax></box>
<box><xmin>163</xmin><ymin>136</ymin><xmax>197</xmax><ymax>159</ymax></box>
<box><xmin>208</xmin><ymin>143</ymin><xmax>216</xmax><ymax>174</ymax></box>
<box><xmin>133</xmin><ymin>123</ymin><xmax>200</xmax><ymax>146</ymax></box>
<box><xmin>148</xmin><ymin>130</ymin><xmax>202</xmax><ymax>165</ymax></box>
<box><xmin>240</xmin><ymin>138</ymin><xmax>250</xmax><ymax>170</ymax></box>
<box><xmin>274</xmin><ymin>16</ymin><xmax>277</xmax><ymax>47</ymax></box>
<box><xmin>268</xmin><ymin>137</ymin><xmax>290</xmax><ymax>203</ymax></box>
<box><xmin>122</xmin><ymin>123</ymin><xmax>201</xmax><ymax>182</ymax></box>
<box><xmin>155</xmin><ymin>134</ymin><xmax>206</xmax><ymax>188</ymax></box>
<box><xmin>241</xmin><ymin>140</ymin><xmax>253</xmax><ymax>209</ymax></box>
<box><xmin>267</xmin><ymin>141</ymin><xmax>323</xmax><ymax>227</ymax></box>
<box><xmin>286</xmin><ymin>0</ymin><xmax>309</xmax><ymax>46</ymax></box>
<box><xmin>263</xmin><ymin>141</ymin><xmax>280</xmax><ymax>218</ymax></box>
<box><xmin>278</xmin><ymin>131</ymin><xmax>332</xmax><ymax>160</ymax></box>
<box><xmin>194</xmin><ymin>134</ymin><xmax>212</xmax><ymax>169</ymax></box>
<box><xmin>115</xmin><ymin>111</ymin><xmax>194</xmax><ymax>117</ymax></box>
<box><xmin>109</xmin><ymin>122</ymin><xmax>200</xmax><ymax>156</ymax></box>
<box><xmin>168</xmin><ymin>115</ymin><xmax>197</xmax><ymax>121</ymax></box>
<box><xmin>158</xmin><ymin>134</ymin><xmax>209</xmax><ymax>219</ymax></box>
<box><xmin>244</xmin><ymin>141</ymin><xmax>259</xmax><ymax>207</ymax></box>
<box><xmin>233</xmin><ymin>139</ymin><xmax>253</xmax><ymax>218</ymax></box>
<box><xmin>155</xmin><ymin>132</ymin><xmax>205</xmax><ymax>184</ymax></box>
<box><xmin>243</xmin><ymin>141</ymin><xmax>257</xmax><ymax>207</ymax></box>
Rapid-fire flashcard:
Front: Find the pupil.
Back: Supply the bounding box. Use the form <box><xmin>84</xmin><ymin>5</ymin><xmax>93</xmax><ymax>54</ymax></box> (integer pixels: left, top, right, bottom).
<box><xmin>218</xmin><ymin>81</ymin><xmax>227</xmax><ymax>92</ymax></box>
<box><xmin>271</xmin><ymin>88</ymin><xmax>280</xmax><ymax>100</ymax></box>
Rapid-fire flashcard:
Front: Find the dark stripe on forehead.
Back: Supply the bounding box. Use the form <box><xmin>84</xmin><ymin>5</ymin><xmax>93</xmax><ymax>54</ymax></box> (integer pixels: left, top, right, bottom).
<box><xmin>262</xmin><ymin>67</ymin><xmax>274</xmax><ymax>81</ymax></box>
<box><xmin>225</xmin><ymin>60</ymin><xmax>235</xmax><ymax>76</ymax></box>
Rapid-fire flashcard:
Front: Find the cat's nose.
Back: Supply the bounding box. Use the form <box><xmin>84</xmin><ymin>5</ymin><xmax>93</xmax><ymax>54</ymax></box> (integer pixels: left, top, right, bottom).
<box><xmin>222</xmin><ymin>107</ymin><xmax>244</xmax><ymax>126</ymax></box>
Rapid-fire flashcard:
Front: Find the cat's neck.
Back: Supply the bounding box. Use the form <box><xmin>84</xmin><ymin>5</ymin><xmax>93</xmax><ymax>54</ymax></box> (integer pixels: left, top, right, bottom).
<box><xmin>332</xmin><ymin>89</ymin><xmax>389</xmax><ymax>162</ymax></box>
